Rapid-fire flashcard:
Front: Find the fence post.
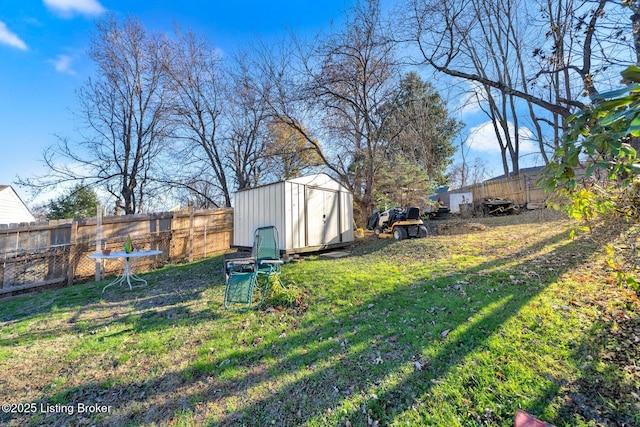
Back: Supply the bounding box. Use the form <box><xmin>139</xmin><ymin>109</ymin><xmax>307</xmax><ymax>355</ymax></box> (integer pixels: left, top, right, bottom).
<box><xmin>67</xmin><ymin>220</ymin><xmax>78</xmax><ymax>286</ymax></box>
<box><xmin>171</xmin><ymin>210</ymin><xmax>178</xmax><ymax>262</ymax></box>
<box><xmin>188</xmin><ymin>205</ymin><xmax>194</xmax><ymax>263</ymax></box>
<box><xmin>155</xmin><ymin>217</ymin><xmax>160</xmax><ymax>251</ymax></box>
<box><xmin>0</xmin><ymin>253</ymin><xmax>5</xmax><ymax>290</ymax></box>
<box><xmin>95</xmin><ymin>204</ymin><xmax>102</xmax><ymax>281</ymax></box>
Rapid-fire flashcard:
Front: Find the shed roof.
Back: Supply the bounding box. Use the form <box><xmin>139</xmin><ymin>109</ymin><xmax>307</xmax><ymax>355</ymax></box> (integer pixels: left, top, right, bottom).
<box><xmin>287</xmin><ymin>173</ymin><xmax>350</xmax><ymax>192</ymax></box>
<box><xmin>236</xmin><ymin>173</ymin><xmax>351</xmax><ymax>194</ymax></box>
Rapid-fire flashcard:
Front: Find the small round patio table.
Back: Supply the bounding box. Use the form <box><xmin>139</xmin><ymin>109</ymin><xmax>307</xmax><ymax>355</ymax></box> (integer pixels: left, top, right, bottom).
<box><xmin>88</xmin><ymin>250</ymin><xmax>162</xmax><ymax>292</ymax></box>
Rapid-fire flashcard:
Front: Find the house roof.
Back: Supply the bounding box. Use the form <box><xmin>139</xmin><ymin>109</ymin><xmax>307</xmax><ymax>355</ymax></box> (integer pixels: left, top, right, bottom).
<box><xmin>485</xmin><ymin>166</ymin><xmax>546</xmax><ymax>182</ymax></box>
<box><xmin>0</xmin><ymin>185</ymin><xmax>35</xmax><ymax>224</ymax></box>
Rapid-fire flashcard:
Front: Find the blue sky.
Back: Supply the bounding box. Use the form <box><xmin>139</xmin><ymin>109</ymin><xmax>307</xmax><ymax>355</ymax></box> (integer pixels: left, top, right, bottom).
<box><xmin>0</xmin><ymin>0</ymin><xmax>540</xmax><ymax>207</ymax></box>
<box><xmin>0</xmin><ymin>0</ymin><xmax>354</xmax><ymax>204</ymax></box>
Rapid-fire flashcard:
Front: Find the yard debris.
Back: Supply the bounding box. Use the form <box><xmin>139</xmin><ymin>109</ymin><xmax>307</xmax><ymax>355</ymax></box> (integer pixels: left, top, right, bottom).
<box><xmin>437</xmin><ymin>222</ymin><xmax>487</xmax><ymax>235</ymax></box>
<box><xmin>475</xmin><ymin>197</ymin><xmax>522</xmax><ymax>216</ymax></box>
<box><xmin>372</xmin><ymin>351</ymin><xmax>383</xmax><ymax>365</ymax></box>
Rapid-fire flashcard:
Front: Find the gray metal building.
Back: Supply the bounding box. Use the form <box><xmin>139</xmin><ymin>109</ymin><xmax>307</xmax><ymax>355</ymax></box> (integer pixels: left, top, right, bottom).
<box><xmin>233</xmin><ymin>174</ymin><xmax>354</xmax><ymax>253</ymax></box>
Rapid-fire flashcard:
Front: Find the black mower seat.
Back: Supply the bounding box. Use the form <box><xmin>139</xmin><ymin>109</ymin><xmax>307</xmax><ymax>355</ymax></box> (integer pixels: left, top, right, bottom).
<box><xmin>406</xmin><ymin>206</ymin><xmax>420</xmax><ymax>220</ymax></box>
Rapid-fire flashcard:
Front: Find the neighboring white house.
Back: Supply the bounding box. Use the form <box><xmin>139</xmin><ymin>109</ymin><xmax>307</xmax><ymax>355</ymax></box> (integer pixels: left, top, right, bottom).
<box><xmin>233</xmin><ymin>173</ymin><xmax>354</xmax><ymax>253</ymax></box>
<box><xmin>0</xmin><ymin>185</ymin><xmax>36</xmax><ymax>225</ymax></box>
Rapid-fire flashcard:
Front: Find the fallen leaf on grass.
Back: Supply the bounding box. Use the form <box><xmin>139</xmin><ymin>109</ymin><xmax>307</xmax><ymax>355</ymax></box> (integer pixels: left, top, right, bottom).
<box><xmin>441</xmin><ymin>329</ymin><xmax>451</xmax><ymax>338</ymax></box>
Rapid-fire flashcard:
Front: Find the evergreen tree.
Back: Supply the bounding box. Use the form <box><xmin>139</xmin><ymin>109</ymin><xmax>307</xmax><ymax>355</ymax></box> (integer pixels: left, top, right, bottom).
<box><xmin>379</xmin><ymin>72</ymin><xmax>461</xmax><ymax>201</ymax></box>
<box><xmin>384</xmin><ymin>72</ymin><xmax>460</xmax><ymax>185</ymax></box>
<box><xmin>46</xmin><ymin>185</ymin><xmax>99</xmax><ymax>220</ymax></box>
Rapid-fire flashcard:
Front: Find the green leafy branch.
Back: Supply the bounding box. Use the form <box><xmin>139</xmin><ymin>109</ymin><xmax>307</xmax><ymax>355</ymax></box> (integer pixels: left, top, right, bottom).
<box><xmin>539</xmin><ymin>65</ymin><xmax>640</xmax><ymax>291</ymax></box>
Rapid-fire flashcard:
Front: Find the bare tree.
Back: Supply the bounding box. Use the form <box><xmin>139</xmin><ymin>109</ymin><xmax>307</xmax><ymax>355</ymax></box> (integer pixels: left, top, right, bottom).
<box><xmin>253</xmin><ymin>0</ymin><xmax>402</xmax><ymax>224</ymax></box>
<box><xmin>315</xmin><ymin>1</ymin><xmax>400</xmax><ymax>223</ymax></box>
<box><xmin>405</xmin><ymin>0</ymin><xmax>636</xmax><ymax>175</ymax></box>
<box><xmin>224</xmin><ymin>52</ymin><xmax>271</xmax><ymax>191</ymax></box>
<box><xmin>163</xmin><ymin>29</ymin><xmax>231</xmax><ymax>207</ymax></box>
<box><xmin>19</xmin><ymin>15</ymin><xmax>173</xmax><ymax>214</ymax></box>
<box><xmin>449</xmin><ymin>158</ymin><xmax>490</xmax><ymax>189</ymax></box>
<box><xmin>264</xmin><ymin>121</ymin><xmax>322</xmax><ymax>181</ymax></box>
<box><xmin>171</xmin><ymin>179</ymin><xmax>221</xmax><ymax>209</ymax></box>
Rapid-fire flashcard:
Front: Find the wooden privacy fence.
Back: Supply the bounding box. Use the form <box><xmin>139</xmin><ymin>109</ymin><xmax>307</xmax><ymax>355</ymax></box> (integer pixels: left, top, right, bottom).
<box><xmin>446</xmin><ymin>173</ymin><xmax>547</xmax><ymax>211</ymax></box>
<box><xmin>0</xmin><ymin>207</ymin><xmax>233</xmax><ymax>296</ymax></box>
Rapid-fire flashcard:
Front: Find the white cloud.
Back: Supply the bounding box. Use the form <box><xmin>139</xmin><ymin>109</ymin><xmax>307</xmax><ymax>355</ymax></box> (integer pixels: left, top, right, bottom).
<box><xmin>43</xmin><ymin>0</ymin><xmax>106</xmax><ymax>18</ymax></box>
<box><xmin>467</xmin><ymin>121</ymin><xmax>537</xmax><ymax>154</ymax></box>
<box><xmin>50</xmin><ymin>54</ymin><xmax>76</xmax><ymax>75</ymax></box>
<box><xmin>456</xmin><ymin>81</ymin><xmax>486</xmax><ymax>116</ymax></box>
<box><xmin>0</xmin><ymin>22</ymin><xmax>28</xmax><ymax>51</ymax></box>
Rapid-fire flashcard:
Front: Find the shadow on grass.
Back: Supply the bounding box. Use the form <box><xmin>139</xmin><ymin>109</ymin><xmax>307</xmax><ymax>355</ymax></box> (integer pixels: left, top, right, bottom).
<box><xmin>533</xmin><ymin>294</ymin><xmax>640</xmax><ymax>426</ymax></box>
<box><xmin>0</xmin><ymin>225</ymin><xmax>604</xmax><ymax>426</ymax></box>
<box><xmin>201</xmin><ymin>229</ymin><xmax>596</xmax><ymax>426</ymax></box>
<box><xmin>0</xmin><ymin>255</ymin><xmax>226</xmax><ymax>348</ymax></box>
<box><xmin>213</xmin><ymin>231</ymin><xmax>593</xmax><ymax>426</ymax></box>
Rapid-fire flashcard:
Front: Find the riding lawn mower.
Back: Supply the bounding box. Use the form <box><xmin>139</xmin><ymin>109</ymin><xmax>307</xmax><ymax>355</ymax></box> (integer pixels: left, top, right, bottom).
<box><xmin>367</xmin><ymin>206</ymin><xmax>428</xmax><ymax>240</ymax></box>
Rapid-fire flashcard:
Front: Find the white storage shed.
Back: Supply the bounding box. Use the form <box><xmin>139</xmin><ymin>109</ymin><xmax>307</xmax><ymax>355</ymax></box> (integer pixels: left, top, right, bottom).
<box><xmin>449</xmin><ymin>192</ymin><xmax>473</xmax><ymax>214</ymax></box>
<box><xmin>233</xmin><ymin>174</ymin><xmax>354</xmax><ymax>253</ymax></box>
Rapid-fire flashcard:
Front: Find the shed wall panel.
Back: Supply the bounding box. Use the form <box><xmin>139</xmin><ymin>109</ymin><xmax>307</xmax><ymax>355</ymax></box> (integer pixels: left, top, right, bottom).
<box><xmin>296</xmin><ymin>184</ymin><xmax>306</xmax><ymax>248</ymax></box>
<box><xmin>285</xmin><ymin>182</ymin><xmax>306</xmax><ymax>250</ymax></box>
<box><xmin>305</xmin><ymin>187</ymin><xmax>322</xmax><ymax>246</ymax></box>
<box><xmin>340</xmin><ymin>192</ymin><xmax>354</xmax><ymax>242</ymax></box>
<box><xmin>233</xmin><ymin>182</ymin><xmax>286</xmax><ymax>249</ymax></box>
<box><xmin>233</xmin><ymin>174</ymin><xmax>354</xmax><ymax>252</ymax></box>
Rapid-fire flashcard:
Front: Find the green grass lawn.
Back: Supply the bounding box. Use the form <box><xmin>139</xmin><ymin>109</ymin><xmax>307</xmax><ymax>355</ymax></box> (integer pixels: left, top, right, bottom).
<box><xmin>0</xmin><ymin>211</ymin><xmax>638</xmax><ymax>426</ymax></box>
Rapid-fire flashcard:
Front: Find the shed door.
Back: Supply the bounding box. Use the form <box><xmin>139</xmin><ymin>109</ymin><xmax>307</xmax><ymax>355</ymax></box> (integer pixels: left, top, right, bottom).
<box><xmin>307</xmin><ymin>188</ymin><xmax>340</xmax><ymax>246</ymax></box>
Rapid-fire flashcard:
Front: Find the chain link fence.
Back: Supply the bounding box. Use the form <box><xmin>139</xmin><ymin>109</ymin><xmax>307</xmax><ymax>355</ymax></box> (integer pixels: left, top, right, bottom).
<box><xmin>0</xmin><ymin>208</ymin><xmax>233</xmax><ymax>297</ymax></box>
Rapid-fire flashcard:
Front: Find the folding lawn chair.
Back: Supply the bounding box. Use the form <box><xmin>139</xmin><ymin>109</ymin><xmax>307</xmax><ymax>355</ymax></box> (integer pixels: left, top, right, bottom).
<box><xmin>223</xmin><ymin>226</ymin><xmax>284</xmax><ymax>311</ymax></box>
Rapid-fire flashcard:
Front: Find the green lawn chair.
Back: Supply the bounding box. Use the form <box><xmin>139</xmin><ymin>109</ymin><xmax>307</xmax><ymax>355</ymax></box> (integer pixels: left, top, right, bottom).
<box><xmin>223</xmin><ymin>226</ymin><xmax>284</xmax><ymax>311</ymax></box>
